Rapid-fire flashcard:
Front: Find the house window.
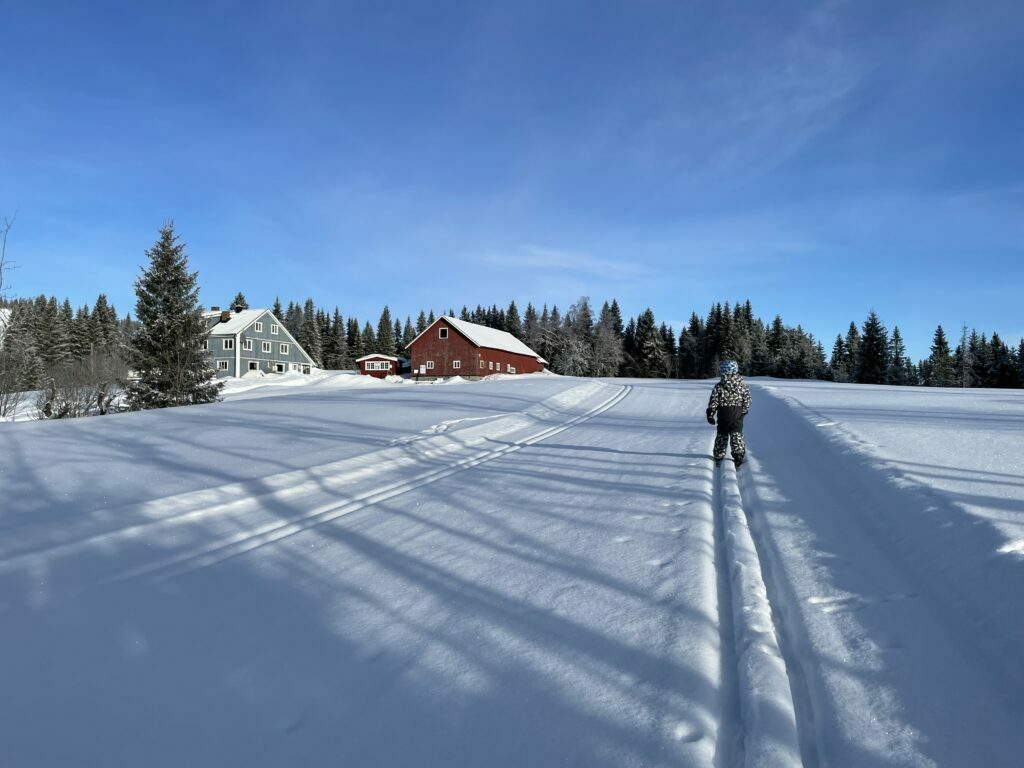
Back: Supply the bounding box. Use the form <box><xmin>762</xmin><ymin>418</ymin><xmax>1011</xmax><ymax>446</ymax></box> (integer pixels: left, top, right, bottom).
<box><xmin>223</xmin><ymin>338</ymin><xmax>234</xmax><ymax>350</ymax></box>
<box><xmin>201</xmin><ymin>340</ymin><xmax>209</xmax><ymax>351</ymax></box>
<box><xmin>248</xmin><ymin>361</ymin><xmax>259</xmax><ymax>371</ymax></box>
<box><xmin>439</xmin><ymin>327</ymin><xmax>448</xmax><ymax>339</ymax></box>
<box><xmin>242</xmin><ymin>338</ymin><xmax>253</xmax><ymax>351</ymax></box>
<box><xmin>271</xmin><ymin>325</ymin><xmax>279</xmax><ymax>335</ymax></box>
<box><xmin>217</xmin><ymin>360</ymin><xmax>229</xmax><ymax>371</ymax></box>
<box><xmin>254</xmin><ymin>322</ymin><xmax>263</xmax><ymax>333</ymax></box>
<box><xmin>453</xmin><ymin>360</ymin><xmax>461</xmax><ymax>369</ymax></box>
<box><xmin>302</xmin><ymin>365</ymin><xmax>311</xmax><ymax>374</ymax></box>
<box><xmin>262</xmin><ymin>341</ymin><xmax>272</xmax><ymax>353</ymax></box>
<box><xmin>274</xmin><ymin>363</ymin><xmax>285</xmax><ymax>372</ymax></box>
<box><xmin>426</xmin><ymin>360</ymin><xmax>435</xmax><ymax>370</ymax></box>
<box><xmin>291</xmin><ymin>363</ymin><xmax>299</xmax><ymax>371</ymax></box>
<box><xmin>280</xmin><ymin>343</ymin><xmax>290</xmax><ymax>355</ymax></box>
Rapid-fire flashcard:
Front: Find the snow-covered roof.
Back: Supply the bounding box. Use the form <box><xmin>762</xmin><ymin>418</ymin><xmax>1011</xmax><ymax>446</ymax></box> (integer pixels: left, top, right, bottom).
<box><xmin>357</xmin><ymin>354</ymin><xmax>400</xmax><ymax>362</ymax></box>
<box><xmin>203</xmin><ymin>309</ymin><xmax>268</xmax><ymax>335</ymax></box>
<box><xmin>408</xmin><ymin>316</ymin><xmax>546</xmax><ymax>362</ymax></box>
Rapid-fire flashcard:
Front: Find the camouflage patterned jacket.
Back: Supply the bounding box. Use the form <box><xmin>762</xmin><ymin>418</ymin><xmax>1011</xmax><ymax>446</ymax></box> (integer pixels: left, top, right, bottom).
<box><xmin>704</xmin><ymin>376</ymin><xmax>753</xmax><ymax>436</ymax></box>
<box><xmin>707</xmin><ymin>374</ymin><xmax>752</xmax><ymax>417</ymax></box>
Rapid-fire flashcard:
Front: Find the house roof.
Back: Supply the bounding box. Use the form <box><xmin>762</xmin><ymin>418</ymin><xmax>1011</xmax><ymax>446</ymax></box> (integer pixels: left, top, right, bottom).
<box><xmin>407</xmin><ymin>316</ymin><xmax>547</xmax><ymax>363</ymax></box>
<box><xmin>203</xmin><ymin>309</ymin><xmax>267</xmax><ymax>335</ymax></box>
<box><xmin>357</xmin><ymin>354</ymin><xmax>402</xmax><ymax>363</ymax></box>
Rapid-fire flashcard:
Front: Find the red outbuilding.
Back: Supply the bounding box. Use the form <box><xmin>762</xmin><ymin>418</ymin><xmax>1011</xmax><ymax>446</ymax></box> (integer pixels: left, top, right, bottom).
<box><xmin>405</xmin><ymin>316</ymin><xmax>547</xmax><ymax>379</ymax></box>
<box><xmin>357</xmin><ymin>354</ymin><xmax>406</xmax><ymax>379</ymax></box>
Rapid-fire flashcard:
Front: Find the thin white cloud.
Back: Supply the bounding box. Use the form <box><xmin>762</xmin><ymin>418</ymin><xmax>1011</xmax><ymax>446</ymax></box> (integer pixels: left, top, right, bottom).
<box><xmin>478</xmin><ymin>245</ymin><xmax>652</xmax><ymax>280</ymax></box>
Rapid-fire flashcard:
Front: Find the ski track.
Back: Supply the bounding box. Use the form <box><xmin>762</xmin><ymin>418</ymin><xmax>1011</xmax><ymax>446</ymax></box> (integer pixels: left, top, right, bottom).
<box><xmin>714</xmin><ymin>449</ymin><xmax>802</xmax><ymax>768</ymax></box>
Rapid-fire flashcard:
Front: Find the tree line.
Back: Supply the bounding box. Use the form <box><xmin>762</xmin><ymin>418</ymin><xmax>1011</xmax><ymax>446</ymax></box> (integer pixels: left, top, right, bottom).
<box><xmin>2</xmin><ymin>220</ymin><xmax>1024</xmax><ymax>421</ymax></box>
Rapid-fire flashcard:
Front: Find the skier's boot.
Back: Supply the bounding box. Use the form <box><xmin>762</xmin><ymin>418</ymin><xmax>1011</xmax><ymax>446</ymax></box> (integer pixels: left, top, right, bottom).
<box><xmin>733</xmin><ymin>455</ymin><xmax>745</xmax><ymax>469</ymax></box>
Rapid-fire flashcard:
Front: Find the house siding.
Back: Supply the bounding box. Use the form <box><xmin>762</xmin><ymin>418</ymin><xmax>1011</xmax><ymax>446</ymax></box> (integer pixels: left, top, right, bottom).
<box><xmin>206</xmin><ymin>310</ymin><xmax>315</xmax><ymax>378</ymax></box>
<box><xmin>407</xmin><ymin>318</ymin><xmax>544</xmax><ymax>378</ymax></box>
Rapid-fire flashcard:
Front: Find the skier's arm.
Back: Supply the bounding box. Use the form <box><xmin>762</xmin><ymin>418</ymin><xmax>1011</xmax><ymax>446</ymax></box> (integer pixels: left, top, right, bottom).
<box><xmin>741</xmin><ymin>385</ymin><xmax>751</xmax><ymax>415</ymax></box>
<box><xmin>706</xmin><ymin>384</ymin><xmax>719</xmax><ymax>424</ymax></box>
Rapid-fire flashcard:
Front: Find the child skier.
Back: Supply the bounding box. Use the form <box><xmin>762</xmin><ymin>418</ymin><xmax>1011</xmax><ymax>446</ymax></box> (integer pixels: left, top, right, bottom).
<box><xmin>706</xmin><ymin>360</ymin><xmax>751</xmax><ymax>467</ymax></box>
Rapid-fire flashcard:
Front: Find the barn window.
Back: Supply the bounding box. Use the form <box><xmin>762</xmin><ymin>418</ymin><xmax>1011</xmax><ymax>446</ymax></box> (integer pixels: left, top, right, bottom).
<box><xmin>510</xmin><ymin>366</ymin><xmax>516</xmax><ymax>374</ymax></box>
<box><xmin>439</xmin><ymin>327</ymin><xmax>448</xmax><ymax>339</ymax></box>
<box><xmin>262</xmin><ymin>341</ymin><xmax>272</xmax><ymax>353</ymax></box>
<box><xmin>223</xmin><ymin>338</ymin><xmax>234</xmax><ymax>350</ymax></box>
<box><xmin>488</xmin><ymin>361</ymin><xmax>493</xmax><ymax>370</ymax></box>
<box><xmin>280</xmin><ymin>343</ymin><xmax>290</xmax><ymax>355</ymax></box>
<box><xmin>479</xmin><ymin>359</ymin><xmax>485</xmax><ymax>368</ymax></box>
<box><xmin>452</xmin><ymin>360</ymin><xmax>461</xmax><ymax>369</ymax></box>
<box><xmin>426</xmin><ymin>360</ymin><xmax>435</xmax><ymax>369</ymax></box>
<box><xmin>217</xmin><ymin>360</ymin><xmax>229</xmax><ymax>370</ymax></box>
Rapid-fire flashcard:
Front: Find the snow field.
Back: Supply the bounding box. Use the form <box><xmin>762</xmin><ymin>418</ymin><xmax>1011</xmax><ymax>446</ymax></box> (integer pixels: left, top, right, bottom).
<box><xmin>3</xmin><ymin>375</ymin><xmax>1022</xmax><ymax>766</ymax></box>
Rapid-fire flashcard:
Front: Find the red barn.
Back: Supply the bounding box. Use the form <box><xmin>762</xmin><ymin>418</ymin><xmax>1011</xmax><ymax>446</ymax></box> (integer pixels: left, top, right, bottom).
<box><xmin>357</xmin><ymin>354</ymin><xmax>405</xmax><ymax>379</ymax></box>
<box><xmin>406</xmin><ymin>316</ymin><xmax>547</xmax><ymax>379</ymax></box>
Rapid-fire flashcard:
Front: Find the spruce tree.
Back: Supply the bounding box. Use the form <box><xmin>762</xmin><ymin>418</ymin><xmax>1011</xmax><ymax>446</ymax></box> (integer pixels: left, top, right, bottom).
<box><xmin>634</xmin><ymin>309</ymin><xmax>664</xmax><ymax>377</ymax></box>
<box><xmin>126</xmin><ymin>223</ymin><xmax>222</xmax><ymax>409</ymax></box>
<box><xmin>887</xmin><ymin>326</ymin><xmax>909</xmax><ymax>385</ymax></box>
<box><xmin>857</xmin><ymin>311</ymin><xmax>888</xmax><ymax>384</ymax></box>
<box><xmin>361</xmin><ymin>321</ymin><xmax>376</xmax><ymax>353</ymax></box>
<box><xmin>844</xmin><ymin>322</ymin><xmax>861</xmax><ymax>378</ymax></box>
<box><xmin>299</xmin><ymin>298</ymin><xmax>322</xmax><ymax>366</ymax></box>
<box><xmin>347</xmin><ymin>317</ymin><xmax>363</xmax><ymax>360</ymax></box>
<box><xmin>376</xmin><ymin>306</ymin><xmax>396</xmax><ymax>355</ymax></box>
<box><xmin>416</xmin><ymin>311</ymin><xmax>428</xmax><ymax>334</ymax></box>
<box><xmin>506</xmin><ymin>301</ymin><xmax>523</xmax><ymax>339</ymax></box>
<box><xmin>402</xmin><ymin>317</ymin><xmax>416</xmax><ymax>349</ymax></box>
<box><xmin>272</xmin><ymin>296</ymin><xmax>283</xmax><ymax>319</ymax></box>
<box><xmin>830</xmin><ymin>335</ymin><xmax>848</xmax><ymax>382</ymax></box>
<box><xmin>230</xmin><ymin>292</ymin><xmax>249</xmax><ymax>310</ymax></box>
<box><xmin>926</xmin><ymin>325</ymin><xmax>954</xmax><ymax>387</ymax></box>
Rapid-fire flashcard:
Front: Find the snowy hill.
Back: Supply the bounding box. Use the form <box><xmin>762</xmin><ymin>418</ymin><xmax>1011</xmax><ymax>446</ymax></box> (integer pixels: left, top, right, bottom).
<box><xmin>1</xmin><ymin>377</ymin><xmax>1022</xmax><ymax>767</ymax></box>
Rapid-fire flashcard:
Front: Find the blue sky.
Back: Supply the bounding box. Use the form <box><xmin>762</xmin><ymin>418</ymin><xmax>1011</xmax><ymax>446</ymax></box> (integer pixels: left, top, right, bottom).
<box><xmin>3</xmin><ymin>0</ymin><xmax>1023</xmax><ymax>359</ymax></box>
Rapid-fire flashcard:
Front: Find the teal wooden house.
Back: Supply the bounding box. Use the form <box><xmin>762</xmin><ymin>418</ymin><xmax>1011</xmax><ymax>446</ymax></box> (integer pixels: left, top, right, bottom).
<box><xmin>203</xmin><ymin>306</ymin><xmax>316</xmax><ymax>378</ymax></box>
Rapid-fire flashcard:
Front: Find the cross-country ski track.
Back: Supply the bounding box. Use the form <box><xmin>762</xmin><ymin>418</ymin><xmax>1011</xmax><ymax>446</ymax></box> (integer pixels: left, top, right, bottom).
<box><xmin>2</xmin><ymin>375</ymin><xmax>1022</xmax><ymax>767</ymax></box>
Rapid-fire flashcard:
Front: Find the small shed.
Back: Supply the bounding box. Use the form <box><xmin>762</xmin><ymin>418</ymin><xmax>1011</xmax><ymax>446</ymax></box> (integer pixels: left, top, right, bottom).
<box><xmin>357</xmin><ymin>354</ymin><xmax>408</xmax><ymax>379</ymax></box>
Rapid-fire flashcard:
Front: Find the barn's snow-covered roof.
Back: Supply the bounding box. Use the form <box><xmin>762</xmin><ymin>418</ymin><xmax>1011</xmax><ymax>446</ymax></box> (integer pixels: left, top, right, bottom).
<box><xmin>203</xmin><ymin>309</ymin><xmax>268</xmax><ymax>335</ymax></box>
<box><xmin>409</xmin><ymin>316</ymin><xmax>546</xmax><ymax>363</ymax></box>
<box><xmin>357</xmin><ymin>354</ymin><xmax>402</xmax><ymax>362</ymax></box>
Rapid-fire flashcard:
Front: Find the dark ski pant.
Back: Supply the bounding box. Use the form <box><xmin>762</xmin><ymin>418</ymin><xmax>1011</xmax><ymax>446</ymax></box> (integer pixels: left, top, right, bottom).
<box><xmin>712</xmin><ymin>406</ymin><xmax>746</xmax><ymax>461</ymax></box>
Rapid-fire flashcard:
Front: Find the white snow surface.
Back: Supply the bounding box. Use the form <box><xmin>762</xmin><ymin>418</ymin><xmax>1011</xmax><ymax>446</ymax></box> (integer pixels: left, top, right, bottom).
<box><xmin>2</xmin><ymin>376</ymin><xmax>1023</xmax><ymax>767</ymax></box>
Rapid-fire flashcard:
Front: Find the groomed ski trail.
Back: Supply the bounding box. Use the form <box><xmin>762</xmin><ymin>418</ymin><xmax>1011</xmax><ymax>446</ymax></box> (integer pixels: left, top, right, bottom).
<box><xmin>713</xmin><ymin>455</ymin><xmax>802</xmax><ymax>768</ymax></box>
